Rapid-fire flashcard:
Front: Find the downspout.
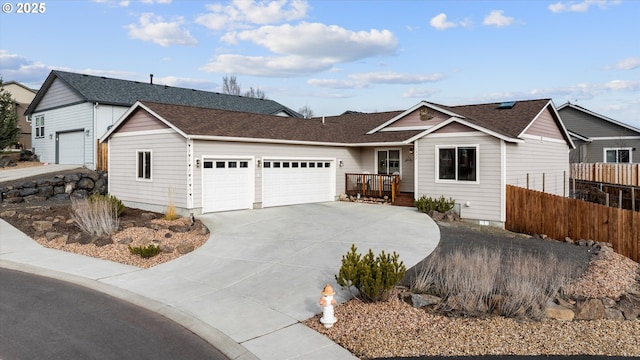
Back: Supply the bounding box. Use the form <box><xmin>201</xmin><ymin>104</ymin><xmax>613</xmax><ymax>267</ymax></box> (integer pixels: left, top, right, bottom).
<box><xmin>92</xmin><ymin>102</ymin><xmax>98</xmax><ymax>170</ymax></box>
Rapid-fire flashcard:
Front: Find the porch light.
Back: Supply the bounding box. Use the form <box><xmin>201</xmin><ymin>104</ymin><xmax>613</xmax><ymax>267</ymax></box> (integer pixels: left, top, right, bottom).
<box><xmin>257</xmin><ymin>160</ymin><xmax>262</xmax><ymax>168</ymax></box>
<box><xmin>85</xmin><ymin>129</ymin><xmax>90</xmax><ymax>136</ymax></box>
<box><xmin>409</xmin><ymin>147</ymin><xmax>414</xmax><ymax>154</ymax></box>
<box><xmin>339</xmin><ymin>160</ymin><xmax>344</xmax><ymax>167</ymax></box>
<box><xmin>49</xmin><ymin>134</ymin><xmax>53</xmax><ymax>140</ymax></box>
<box><xmin>195</xmin><ymin>159</ymin><xmax>200</xmax><ymax>168</ymax></box>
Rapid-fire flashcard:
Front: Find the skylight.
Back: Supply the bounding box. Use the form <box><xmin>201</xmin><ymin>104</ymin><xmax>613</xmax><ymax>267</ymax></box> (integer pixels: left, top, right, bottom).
<box><xmin>498</xmin><ymin>101</ymin><xmax>516</xmax><ymax>109</ymax></box>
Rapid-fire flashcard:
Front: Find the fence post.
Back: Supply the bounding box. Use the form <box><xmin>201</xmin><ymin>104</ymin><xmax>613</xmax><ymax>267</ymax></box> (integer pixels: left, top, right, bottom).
<box><xmin>633</xmin><ymin>187</ymin><xmax>636</xmax><ymax>212</ymax></box>
<box><xmin>542</xmin><ymin>173</ymin><xmax>545</xmax><ymax>193</ymax></box>
<box><xmin>526</xmin><ymin>173</ymin><xmax>529</xmax><ymax>190</ymax></box>
<box><xmin>619</xmin><ymin>190</ymin><xmax>623</xmax><ymax>209</ymax></box>
<box><xmin>606</xmin><ymin>193</ymin><xmax>609</xmax><ymax>207</ymax></box>
<box><xmin>564</xmin><ymin>171</ymin><xmax>566</xmax><ymax>197</ymax></box>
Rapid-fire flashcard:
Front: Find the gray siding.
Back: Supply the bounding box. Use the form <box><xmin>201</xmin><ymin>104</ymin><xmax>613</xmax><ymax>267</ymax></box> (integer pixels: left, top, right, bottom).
<box><xmin>358</xmin><ymin>146</ymin><xmax>415</xmax><ymax>192</ymax></box>
<box><xmin>95</xmin><ymin>104</ymin><xmax>128</xmax><ymax>138</ymax></box>
<box><xmin>506</xmin><ymin>139</ymin><xmax>569</xmax><ymax>196</ymax></box>
<box><xmin>559</xmin><ymin>107</ymin><xmax>639</xmax><ymax>138</ymax></box>
<box><xmin>35</xmin><ymin>78</ymin><xmax>83</xmax><ymax>111</ymax></box>
<box><xmin>31</xmin><ymin>103</ymin><xmax>93</xmax><ymax>166</ymax></box>
<box><xmin>108</xmin><ymin>131</ymin><xmax>188</xmax><ymax>214</ymax></box>
<box><xmin>579</xmin><ymin>139</ymin><xmax>640</xmax><ymax>163</ymax></box>
<box><xmin>415</xmin><ymin>132</ymin><xmax>503</xmax><ymax>223</ymax></box>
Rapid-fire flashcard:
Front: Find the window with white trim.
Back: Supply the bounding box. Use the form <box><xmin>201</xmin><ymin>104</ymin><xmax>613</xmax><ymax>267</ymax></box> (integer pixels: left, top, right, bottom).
<box><xmin>604</xmin><ymin>148</ymin><xmax>631</xmax><ymax>163</ymax></box>
<box><xmin>437</xmin><ymin>145</ymin><xmax>478</xmax><ymax>182</ymax></box>
<box><xmin>377</xmin><ymin>149</ymin><xmax>400</xmax><ymax>175</ymax></box>
<box><xmin>137</xmin><ymin>150</ymin><xmax>152</xmax><ymax>180</ymax></box>
<box><xmin>35</xmin><ymin>115</ymin><xmax>45</xmax><ymax>138</ymax></box>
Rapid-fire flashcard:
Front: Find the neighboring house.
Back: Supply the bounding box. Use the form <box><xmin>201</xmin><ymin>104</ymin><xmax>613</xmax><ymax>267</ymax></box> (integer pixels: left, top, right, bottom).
<box><xmin>3</xmin><ymin>81</ymin><xmax>37</xmax><ymax>149</ymax></box>
<box><xmin>102</xmin><ymin>98</ymin><xmax>573</xmax><ymax>227</ymax></box>
<box><xmin>24</xmin><ymin>70</ymin><xmax>301</xmax><ymax>169</ymax></box>
<box><xmin>557</xmin><ymin>102</ymin><xmax>640</xmax><ymax>163</ymax></box>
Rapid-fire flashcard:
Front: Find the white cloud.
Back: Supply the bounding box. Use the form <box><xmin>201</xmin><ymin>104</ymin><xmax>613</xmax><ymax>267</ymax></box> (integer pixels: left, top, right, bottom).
<box><xmin>195</xmin><ymin>0</ymin><xmax>308</xmax><ymax>30</ymax></box>
<box><xmin>126</xmin><ymin>13</ymin><xmax>197</xmax><ymax>47</ymax></box>
<box><xmin>402</xmin><ymin>87</ymin><xmax>439</xmax><ymax>98</ymax></box>
<box><xmin>430</xmin><ymin>13</ymin><xmax>457</xmax><ymax>30</ymax></box>
<box><xmin>483</xmin><ymin>10</ymin><xmax>514</xmax><ymax>27</ymax></box>
<box><xmin>200</xmin><ymin>54</ymin><xmax>335</xmax><ymax>77</ymax></box>
<box><xmin>153</xmin><ymin>75</ymin><xmax>216</xmax><ymax>89</ymax></box>
<box><xmin>604</xmin><ymin>79</ymin><xmax>640</xmax><ymax>91</ymax></box>
<box><xmin>230</xmin><ymin>22</ymin><xmax>397</xmax><ymax>62</ymax></box>
<box><xmin>308</xmin><ymin>71</ymin><xmax>444</xmax><ymax>89</ymax></box>
<box><xmin>548</xmin><ymin>0</ymin><xmax>621</xmax><ymax>13</ymax></box>
<box><xmin>0</xmin><ymin>50</ymin><xmax>50</xmax><ymax>85</ymax></box>
<box><xmin>611</xmin><ymin>57</ymin><xmax>640</xmax><ymax>70</ymax></box>
<box><xmin>140</xmin><ymin>0</ymin><xmax>172</xmax><ymax>4</ymax></box>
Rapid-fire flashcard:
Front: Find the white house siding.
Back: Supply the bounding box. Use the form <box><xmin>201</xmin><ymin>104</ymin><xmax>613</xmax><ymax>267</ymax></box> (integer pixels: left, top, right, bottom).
<box><xmin>108</xmin><ymin>131</ymin><xmax>188</xmax><ymax>214</ymax></box>
<box><xmin>506</xmin><ymin>139</ymin><xmax>569</xmax><ymax>196</ymax></box>
<box><xmin>31</xmin><ymin>103</ymin><xmax>93</xmax><ymax>166</ymax></box>
<box><xmin>34</xmin><ymin>78</ymin><xmax>83</xmax><ymax>111</ymax></box>
<box><xmin>95</xmin><ymin>104</ymin><xmax>128</xmax><ymax>139</ymax></box>
<box><xmin>191</xmin><ymin>140</ymin><xmax>362</xmax><ymax>213</ymax></box>
<box><xmin>415</xmin><ymin>132</ymin><xmax>503</xmax><ymax>223</ymax></box>
<box><xmin>359</xmin><ymin>146</ymin><xmax>415</xmax><ymax>192</ymax></box>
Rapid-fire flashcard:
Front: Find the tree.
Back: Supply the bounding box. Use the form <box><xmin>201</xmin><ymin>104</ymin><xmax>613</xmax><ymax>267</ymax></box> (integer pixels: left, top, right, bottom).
<box><xmin>298</xmin><ymin>105</ymin><xmax>314</xmax><ymax>119</ymax></box>
<box><xmin>0</xmin><ymin>79</ymin><xmax>19</xmax><ymax>150</ymax></box>
<box><xmin>222</xmin><ymin>75</ymin><xmax>267</xmax><ymax>99</ymax></box>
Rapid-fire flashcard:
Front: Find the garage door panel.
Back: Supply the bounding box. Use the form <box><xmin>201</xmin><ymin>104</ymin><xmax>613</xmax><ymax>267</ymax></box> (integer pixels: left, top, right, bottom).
<box><xmin>58</xmin><ymin>131</ymin><xmax>84</xmax><ymax>165</ymax></box>
<box><xmin>202</xmin><ymin>159</ymin><xmax>252</xmax><ymax>213</ymax></box>
<box><xmin>262</xmin><ymin>159</ymin><xmax>334</xmax><ymax>208</ymax></box>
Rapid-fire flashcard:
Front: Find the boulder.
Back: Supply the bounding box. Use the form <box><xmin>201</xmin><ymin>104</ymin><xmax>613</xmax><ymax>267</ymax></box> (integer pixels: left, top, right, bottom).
<box><xmin>176</xmin><ymin>243</ymin><xmax>195</xmax><ymax>254</ymax></box>
<box><xmin>169</xmin><ymin>224</ymin><xmax>190</xmax><ymax>233</ymax></box>
<box><xmin>604</xmin><ymin>308</ymin><xmax>625</xmax><ymax>321</ymax></box>
<box><xmin>117</xmin><ymin>237</ymin><xmax>133</xmax><ymax>245</ymax></box>
<box><xmin>411</xmin><ymin>294</ymin><xmax>441</xmax><ymax>308</ymax></box>
<box><xmin>45</xmin><ymin>232</ymin><xmax>62</xmax><ymax>241</ymax></box>
<box><xmin>32</xmin><ymin>220</ymin><xmax>53</xmax><ymax>232</ymax></box>
<box><xmin>575</xmin><ymin>299</ymin><xmax>605</xmax><ymax>320</ymax></box>
<box><xmin>92</xmin><ymin>236</ymin><xmax>113</xmax><ymax>247</ymax></box>
<box><xmin>0</xmin><ymin>210</ymin><xmax>16</xmax><ymax>218</ymax></box>
<box><xmin>545</xmin><ymin>302</ymin><xmax>575</xmax><ymax>321</ymax></box>
<box><xmin>76</xmin><ymin>177</ymin><xmax>95</xmax><ymax>190</ymax></box>
<box><xmin>617</xmin><ymin>294</ymin><xmax>640</xmax><ymax>320</ymax></box>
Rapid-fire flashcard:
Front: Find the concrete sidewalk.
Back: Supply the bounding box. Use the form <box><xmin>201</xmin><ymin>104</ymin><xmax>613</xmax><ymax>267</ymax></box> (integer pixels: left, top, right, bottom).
<box><xmin>0</xmin><ymin>202</ymin><xmax>440</xmax><ymax>360</ymax></box>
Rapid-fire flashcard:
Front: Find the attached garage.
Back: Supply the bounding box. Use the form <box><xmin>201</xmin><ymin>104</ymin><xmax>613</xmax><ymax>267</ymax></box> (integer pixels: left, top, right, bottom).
<box><xmin>262</xmin><ymin>158</ymin><xmax>335</xmax><ymax>207</ymax></box>
<box><xmin>202</xmin><ymin>158</ymin><xmax>254</xmax><ymax>213</ymax></box>
<box><xmin>57</xmin><ymin>131</ymin><xmax>85</xmax><ymax>164</ymax></box>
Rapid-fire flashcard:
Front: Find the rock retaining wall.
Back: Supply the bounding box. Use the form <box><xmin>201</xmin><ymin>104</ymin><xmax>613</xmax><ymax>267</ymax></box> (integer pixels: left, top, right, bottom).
<box><xmin>0</xmin><ymin>170</ymin><xmax>108</xmax><ymax>203</ymax></box>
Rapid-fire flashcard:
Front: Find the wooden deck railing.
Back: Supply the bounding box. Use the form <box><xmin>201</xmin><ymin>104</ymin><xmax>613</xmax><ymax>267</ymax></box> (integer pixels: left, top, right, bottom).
<box><xmin>345</xmin><ymin>173</ymin><xmax>400</xmax><ymax>202</ymax></box>
<box><xmin>570</xmin><ymin>163</ymin><xmax>639</xmax><ymax>187</ymax></box>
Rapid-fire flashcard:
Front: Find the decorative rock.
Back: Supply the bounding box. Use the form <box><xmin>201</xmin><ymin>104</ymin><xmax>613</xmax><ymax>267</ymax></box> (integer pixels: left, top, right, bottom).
<box><xmin>169</xmin><ymin>224</ymin><xmax>190</xmax><ymax>233</ymax></box>
<box><xmin>160</xmin><ymin>244</ymin><xmax>174</xmax><ymax>253</ymax></box>
<box><xmin>45</xmin><ymin>232</ymin><xmax>62</xmax><ymax>241</ymax></box>
<box><xmin>617</xmin><ymin>294</ymin><xmax>640</xmax><ymax>320</ymax></box>
<box><xmin>197</xmin><ymin>223</ymin><xmax>210</xmax><ymax>236</ymax></box>
<box><xmin>575</xmin><ymin>299</ymin><xmax>605</xmax><ymax>320</ymax></box>
<box><xmin>140</xmin><ymin>213</ymin><xmax>156</xmax><ymax>220</ymax></box>
<box><xmin>411</xmin><ymin>294</ymin><xmax>441</xmax><ymax>308</ymax></box>
<box><xmin>164</xmin><ymin>232</ymin><xmax>172</xmax><ymax>238</ymax></box>
<box><xmin>0</xmin><ymin>210</ymin><xmax>16</xmax><ymax>218</ymax></box>
<box><xmin>76</xmin><ymin>177</ymin><xmax>95</xmax><ymax>190</ymax></box>
<box><xmin>118</xmin><ymin>237</ymin><xmax>133</xmax><ymax>245</ymax></box>
<box><xmin>32</xmin><ymin>220</ymin><xmax>53</xmax><ymax>232</ymax></box>
<box><xmin>586</xmin><ymin>239</ymin><xmax>595</xmax><ymax>247</ymax></box>
<box><xmin>600</xmin><ymin>297</ymin><xmax>617</xmax><ymax>308</ymax></box>
<box><xmin>176</xmin><ymin>243</ymin><xmax>195</xmax><ymax>254</ymax></box>
<box><xmin>64</xmin><ymin>183</ymin><xmax>75</xmax><ymax>194</ymax></box>
<box><xmin>24</xmin><ymin>195</ymin><xmax>47</xmax><ymax>203</ymax></box>
<box><xmin>564</xmin><ymin>237</ymin><xmax>574</xmax><ymax>244</ymax></box>
<box><xmin>92</xmin><ymin>236</ymin><xmax>113</xmax><ymax>247</ymax></box>
<box><xmin>545</xmin><ymin>302</ymin><xmax>575</xmax><ymax>321</ymax></box>
<box><xmin>577</xmin><ymin>239</ymin><xmax>587</xmax><ymax>246</ymax></box>
<box><xmin>604</xmin><ymin>308</ymin><xmax>625</xmax><ymax>321</ymax></box>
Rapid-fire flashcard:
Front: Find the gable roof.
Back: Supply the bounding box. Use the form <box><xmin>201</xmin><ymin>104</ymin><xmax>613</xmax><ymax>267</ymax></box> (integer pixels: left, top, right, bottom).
<box><xmin>25</xmin><ymin>70</ymin><xmax>302</xmax><ymax>117</ymax></box>
<box><xmin>2</xmin><ymin>81</ymin><xmax>38</xmax><ymax>94</ymax></box>
<box><xmin>557</xmin><ymin>102</ymin><xmax>640</xmax><ymax>135</ymax></box>
<box><xmin>103</xmin><ymin>101</ymin><xmax>421</xmax><ymax>145</ymax></box>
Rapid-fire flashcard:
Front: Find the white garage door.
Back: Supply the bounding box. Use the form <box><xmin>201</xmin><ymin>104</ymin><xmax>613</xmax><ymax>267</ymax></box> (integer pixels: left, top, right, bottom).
<box><xmin>262</xmin><ymin>159</ymin><xmax>334</xmax><ymax>207</ymax></box>
<box><xmin>58</xmin><ymin>131</ymin><xmax>85</xmax><ymax>164</ymax></box>
<box><xmin>202</xmin><ymin>159</ymin><xmax>253</xmax><ymax>213</ymax></box>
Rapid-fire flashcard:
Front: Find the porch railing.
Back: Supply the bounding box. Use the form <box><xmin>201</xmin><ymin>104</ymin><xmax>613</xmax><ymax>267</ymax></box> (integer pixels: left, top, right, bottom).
<box><xmin>345</xmin><ymin>173</ymin><xmax>401</xmax><ymax>203</ymax></box>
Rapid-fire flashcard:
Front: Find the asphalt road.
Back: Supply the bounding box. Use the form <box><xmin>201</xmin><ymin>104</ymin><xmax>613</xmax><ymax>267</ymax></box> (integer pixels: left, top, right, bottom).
<box><xmin>0</xmin><ymin>268</ymin><xmax>228</xmax><ymax>360</ymax></box>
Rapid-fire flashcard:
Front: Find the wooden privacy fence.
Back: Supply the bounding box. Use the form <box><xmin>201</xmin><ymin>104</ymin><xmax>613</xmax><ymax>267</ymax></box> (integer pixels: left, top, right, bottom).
<box><xmin>506</xmin><ymin>185</ymin><xmax>639</xmax><ymax>262</ymax></box>
<box><xmin>570</xmin><ymin>163</ymin><xmax>639</xmax><ymax>187</ymax></box>
<box><xmin>96</xmin><ymin>140</ymin><xmax>108</xmax><ymax>171</ymax></box>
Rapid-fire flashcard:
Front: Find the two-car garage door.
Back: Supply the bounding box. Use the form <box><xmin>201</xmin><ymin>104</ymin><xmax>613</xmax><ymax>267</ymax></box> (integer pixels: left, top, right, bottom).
<box><xmin>202</xmin><ymin>157</ymin><xmax>334</xmax><ymax>213</ymax></box>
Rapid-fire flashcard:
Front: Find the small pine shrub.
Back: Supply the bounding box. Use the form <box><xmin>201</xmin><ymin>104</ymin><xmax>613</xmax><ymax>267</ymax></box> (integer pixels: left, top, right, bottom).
<box><xmin>165</xmin><ymin>203</ymin><xmax>178</xmax><ymax>220</ymax></box>
<box><xmin>335</xmin><ymin>244</ymin><xmax>406</xmax><ymax>302</ymax></box>
<box><xmin>89</xmin><ymin>194</ymin><xmax>125</xmax><ymax>216</ymax></box>
<box><xmin>414</xmin><ymin>195</ymin><xmax>455</xmax><ymax>213</ymax></box>
<box><xmin>128</xmin><ymin>244</ymin><xmax>161</xmax><ymax>258</ymax></box>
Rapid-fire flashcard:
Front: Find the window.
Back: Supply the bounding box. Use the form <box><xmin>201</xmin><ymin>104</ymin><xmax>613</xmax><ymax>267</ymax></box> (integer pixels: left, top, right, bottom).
<box><xmin>604</xmin><ymin>148</ymin><xmax>631</xmax><ymax>163</ymax></box>
<box><xmin>377</xmin><ymin>149</ymin><xmax>400</xmax><ymax>175</ymax></box>
<box><xmin>35</xmin><ymin>115</ymin><xmax>45</xmax><ymax>138</ymax></box>
<box><xmin>240</xmin><ymin>161</ymin><xmax>249</xmax><ymax>168</ymax></box>
<box><xmin>137</xmin><ymin>151</ymin><xmax>152</xmax><ymax>180</ymax></box>
<box><xmin>437</xmin><ymin>146</ymin><xmax>478</xmax><ymax>182</ymax></box>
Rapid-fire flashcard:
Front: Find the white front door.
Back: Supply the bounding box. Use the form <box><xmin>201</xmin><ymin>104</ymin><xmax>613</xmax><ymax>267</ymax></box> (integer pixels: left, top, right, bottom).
<box><xmin>262</xmin><ymin>159</ymin><xmax>335</xmax><ymax>207</ymax></box>
<box><xmin>202</xmin><ymin>159</ymin><xmax>253</xmax><ymax>213</ymax></box>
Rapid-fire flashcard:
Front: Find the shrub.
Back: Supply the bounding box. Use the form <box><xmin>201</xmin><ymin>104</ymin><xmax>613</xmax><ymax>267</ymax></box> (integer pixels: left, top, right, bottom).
<box><xmin>71</xmin><ymin>197</ymin><xmax>119</xmax><ymax>237</ymax></box>
<box><xmin>410</xmin><ymin>246</ymin><xmax>576</xmax><ymax>319</ymax></box>
<box><xmin>88</xmin><ymin>194</ymin><xmax>125</xmax><ymax>217</ymax></box>
<box><xmin>165</xmin><ymin>203</ymin><xmax>178</xmax><ymax>220</ymax></box>
<box><xmin>414</xmin><ymin>195</ymin><xmax>455</xmax><ymax>213</ymax></box>
<box><xmin>128</xmin><ymin>244</ymin><xmax>161</xmax><ymax>258</ymax></box>
<box><xmin>335</xmin><ymin>244</ymin><xmax>406</xmax><ymax>302</ymax></box>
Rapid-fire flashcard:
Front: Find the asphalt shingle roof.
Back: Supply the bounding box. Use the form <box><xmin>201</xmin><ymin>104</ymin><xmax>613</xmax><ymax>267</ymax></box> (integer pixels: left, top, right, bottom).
<box><xmin>26</xmin><ymin>70</ymin><xmax>301</xmax><ymax>117</ymax></box>
<box><xmin>139</xmin><ymin>101</ymin><xmax>421</xmax><ymax>144</ymax></box>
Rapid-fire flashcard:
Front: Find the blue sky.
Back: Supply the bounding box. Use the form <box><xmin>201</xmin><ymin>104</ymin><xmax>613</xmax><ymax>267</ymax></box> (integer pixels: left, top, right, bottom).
<box><xmin>1</xmin><ymin>0</ymin><xmax>638</xmax><ymax>127</ymax></box>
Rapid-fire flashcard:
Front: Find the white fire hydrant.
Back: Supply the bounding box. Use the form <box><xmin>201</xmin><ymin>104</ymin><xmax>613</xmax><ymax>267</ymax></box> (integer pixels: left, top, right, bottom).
<box><xmin>319</xmin><ymin>284</ymin><xmax>337</xmax><ymax>328</ymax></box>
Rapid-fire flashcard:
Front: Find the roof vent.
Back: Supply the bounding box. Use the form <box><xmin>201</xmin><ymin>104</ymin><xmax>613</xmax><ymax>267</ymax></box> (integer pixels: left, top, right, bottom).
<box><xmin>498</xmin><ymin>101</ymin><xmax>516</xmax><ymax>109</ymax></box>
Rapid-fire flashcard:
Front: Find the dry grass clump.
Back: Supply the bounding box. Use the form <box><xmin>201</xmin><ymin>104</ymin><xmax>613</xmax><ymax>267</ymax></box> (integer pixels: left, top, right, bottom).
<box><xmin>411</xmin><ymin>247</ymin><xmax>580</xmax><ymax>319</ymax></box>
<box><xmin>70</xmin><ymin>197</ymin><xmax>119</xmax><ymax>237</ymax></box>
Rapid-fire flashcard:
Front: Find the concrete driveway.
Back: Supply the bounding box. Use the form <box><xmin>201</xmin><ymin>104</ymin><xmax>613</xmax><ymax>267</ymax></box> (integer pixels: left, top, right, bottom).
<box><xmin>1</xmin><ymin>201</ymin><xmax>439</xmax><ymax>360</ymax></box>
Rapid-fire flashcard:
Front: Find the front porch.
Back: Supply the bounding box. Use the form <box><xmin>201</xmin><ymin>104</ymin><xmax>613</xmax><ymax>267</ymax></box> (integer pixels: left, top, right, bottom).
<box><xmin>345</xmin><ymin>173</ymin><xmax>413</xmax><ymax>205</ymax></box>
